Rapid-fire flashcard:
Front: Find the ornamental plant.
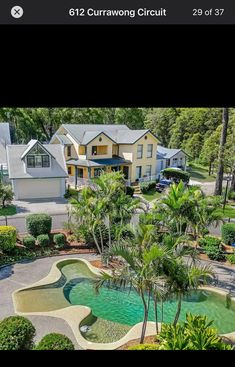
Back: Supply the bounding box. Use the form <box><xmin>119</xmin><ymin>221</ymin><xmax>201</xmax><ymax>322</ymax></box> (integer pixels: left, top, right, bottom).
<box><xmin>23</xmin><ymin>235</ymin><xmax>36</xmax><ymax>249</ymax></box>
<box><xmin>0</xmin><ymin>316</ymin><xmax>35</xmax><ymax>350</ymax></box>
<box><xmin>53</xmin><ymin>233</ymin><xmax>66</xmax><ymax>249</ymax></box>
<box><xmin>34</xmin><ymin>333</ymin><xmax>75</xmax><ymax>350</ymax></box>
<box><xmin>26</xmin><ymin>214</ymin><xmax>52</xmax><ymax>237</ymax></box>
<box><xmin>221</xmin><ymin>223</ymin><xmax>235</xmax><ymax>246</ymax></box>
<box><xmin>0</xmin><ymin>225</ymin><xmax>17</xmax><ymax>253</ymax></box>
<box><xmin>37</xmin><ymin>234</ymin><xmax>50</xmax><ymax>247</ymax></box>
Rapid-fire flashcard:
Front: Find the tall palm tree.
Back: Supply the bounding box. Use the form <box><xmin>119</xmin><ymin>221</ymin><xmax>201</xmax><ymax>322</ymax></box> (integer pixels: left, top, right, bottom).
<box><xmin>165</xmin><ymin>259</ymin><xmax>214</xmax><ymax>326</ymax></box>
<box><xmin>214</xmin><ymin>108</ymin><xmax>229</xmax><ymax>195</ymax></box>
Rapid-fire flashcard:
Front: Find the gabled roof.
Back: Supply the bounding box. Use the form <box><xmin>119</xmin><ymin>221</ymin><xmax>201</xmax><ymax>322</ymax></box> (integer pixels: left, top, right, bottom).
<box><xmin>0</xmin><ymin>122</ymin><xmax>11</xmax><ymax>164</ymax></box>
<box><xmin>56</xmin><ymin>135</ymin><xmax>73</xmax><ymax>145</ymax></box>
<box><xmin>57</xmin><ymin>124</ymin><xmax>158</xmax><ymax>145</ymax></box>
<box><xmin>21</xmin><ymin>140</ymin><xmax>55</xmax><ymax>160</ymax></box>
<box><xmin>7</xmin><ymin>144</ymin><xmax>68</xmax><ymax>179</ymax></box>
<box><xmin>157</xmin><ymin>146</ymin><xmax>188</xmax><ymax>159</ymax></box>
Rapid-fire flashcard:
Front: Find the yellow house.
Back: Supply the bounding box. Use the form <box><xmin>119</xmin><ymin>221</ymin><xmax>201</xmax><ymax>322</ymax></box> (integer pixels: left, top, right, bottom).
<box><xmin>50</xmin><ymin>124</ymin><xmax>159</xmax><ymax>186</ymax></box>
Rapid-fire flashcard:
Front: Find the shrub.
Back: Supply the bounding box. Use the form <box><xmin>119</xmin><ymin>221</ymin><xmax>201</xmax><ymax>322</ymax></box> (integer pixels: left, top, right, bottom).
<box><xmin>53</xmin><ymin>233</ymin><xmax>66</xmax><ymax>249</ymax></box>
<box><xmin>26</xmin><ymin>214</ymin><xmax>52</xmax><ymax>237</ymax></box>
<box><xmin>126</xmin><ymin>186</ymin><xmax>134</xmax><ymax>197</ymax></box>
<box><xmin>228</xmin><ymin>190</ymin><xmax>235</xmax><ymax>201</ymax></box>
<box><xmin>128</xmin><ymin>343</ymin><xmax>159</xmax><ymax>350</ymax></box>
<box><xmin>162</xmin><ymin>168</ymin><xmax>190</xmax><ymax>183</ymax></box>
<box><xmin>0</xmin><ymin>316</ymin><xmax>35</xmax><ymax>350</ymax></box>
<box><xmin>34</xmin><ymin>333</ymin><xmax>75</xmax><ymax>350</ymax></box>
<box><xmin>23</xmin><ymin>235</ymin><xmax>36</xmax><ymax>249</ymax></box>
<box><xmin>0</xmin><ymin>226</ymin><xmax>17</xmax><ymax>253</ymax></box>
<box><xmin>140</xmin><ymin>181</ymin><xmax>156</xmax><ymax>194</ymax></box>
<box><xmin>198</xmin><ymin>236</ymin><xmax>221</xmax><ymax>248</ymax></box>
<box><xmin>204</xmin><ymin>244</ymin><xmax>226</xmax><ymax>261</ymax></box>
<box><xmin>221</xmin><ymin>223</ymin><xmax>235</xmax><ymax>246</ymax></box>
<box><xmin>226</xmin><ymin>253</ymin><xmax>235</xmax><ymax>264</ymax></box>
<box><xmin>37</xmin><ymin>234</ymin><xmax>50</xmax><ymax>247</ymax></box>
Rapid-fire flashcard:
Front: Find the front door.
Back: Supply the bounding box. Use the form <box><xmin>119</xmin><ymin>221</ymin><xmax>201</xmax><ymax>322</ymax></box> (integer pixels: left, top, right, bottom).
<box><xmin>123</xmin><ymin>166</ymin><xmax>129</xmax><ymax>179</ymax></box>
<box><xmin>136</xmin><ymin>166</ymin><xmax>142</xmax><ymax>180</ymax></box>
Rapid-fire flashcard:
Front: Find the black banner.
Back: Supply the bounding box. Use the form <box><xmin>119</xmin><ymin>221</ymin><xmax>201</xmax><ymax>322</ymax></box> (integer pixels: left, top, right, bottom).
<box><xmin>0</xmin><ymin>0</ymin><xmax>234</xmax><ymax>24</ymax></box>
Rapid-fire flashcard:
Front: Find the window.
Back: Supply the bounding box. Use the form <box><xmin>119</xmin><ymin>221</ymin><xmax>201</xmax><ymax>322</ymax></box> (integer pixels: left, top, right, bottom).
<box><xmin>68</xmin><ymin>166</ymin><xmax>72</xmax><ymax>175</ymax></box>
<box><xmin>67</xmin><ymin>146</ymin><xmax>71</xmax><ymax>157</ymax></box>
<box><xmin>147</xmin><ymin>144</ymin><xmax>153</xmax><ymax>158</ymax></box>
<box><xmin>94</xmin><ymin>168</ymin><xmax>102</xmax><ymax>177</ymax></box>
<box><xmin>92</xmin><ymin>146</ymin><xmax>108</xmax><ymax>155</ymax></box>
<box><xmin>77</xmin><ymin>168</ymin><xmax>83</xmax><ymax>178</ymax></box>
<box><xmin>79</xmin><ymin>145</ymin><xmax>86</xmax><ymax>155</ymax></box>
<box><xmin>137</xmin><ymin>144</ymin><xmax>143</xmax><ymax>159</ymax></box>
<box><xmin>146</xmin><ymin>165</ymin><xmax>152</xmax><ymax>177</ymax></box>
<box><xmin>136</xmin><ymin>166</ymin><xmax>142</xmax><ymax>179</ymax></box>
<box><xmin>26</xmin><ymin>154</ymin><xmax>50</xmax><ymax>168</ymax></box>
<box><xmin>173</xmin><ymin>158</ymin><xmax>178</xmax><ymax>166</ymax></box>
<box><xmin>167</xmin><ymin>159</ymin><xmax>170</xmax><ymax>167</ymax></box>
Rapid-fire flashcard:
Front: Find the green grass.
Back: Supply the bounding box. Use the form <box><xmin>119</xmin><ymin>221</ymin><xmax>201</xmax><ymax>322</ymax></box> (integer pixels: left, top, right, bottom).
<box><xmin>142</xmin><ymin>190</ymin><xmax>162</xmax><ymax>202</ymax></box>
<box><xmin>0</xmin><ymin>205</ymin><xmax>17</xmax><ymax>217</ymax></box>
<box><xmin>188</xmin><ymin>163</ymin><xmax>216</xmax><ymax>182</ymax></box>
<box><xmin>215</xmin><ymin>205</ymin><xmax>235</xmax><ymax>219</ymax></box>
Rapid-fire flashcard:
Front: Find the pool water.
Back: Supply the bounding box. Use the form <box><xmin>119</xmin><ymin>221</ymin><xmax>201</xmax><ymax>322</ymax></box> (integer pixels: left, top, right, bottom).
<box><xmin>15</xmin><ymin>260</ymin><xmax>235</xmax><ymax>335</ymax></box>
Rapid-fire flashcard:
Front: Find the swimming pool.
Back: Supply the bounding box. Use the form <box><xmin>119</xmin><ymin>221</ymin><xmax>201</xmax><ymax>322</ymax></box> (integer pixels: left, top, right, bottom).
<box><xmin>13</xmin><ymin>259</ymin><xmax>235</xmax><ymax>338</ymax></box>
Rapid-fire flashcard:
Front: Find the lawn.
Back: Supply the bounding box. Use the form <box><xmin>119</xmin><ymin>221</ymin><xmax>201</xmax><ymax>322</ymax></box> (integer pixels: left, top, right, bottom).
<box><xmin>188</xmin><ymin>163</ymin><xmax>216</xmax><ymax>182</ymax></box>
<box><xmin>0</xmin><ymin>205</ymin><xmax>17</xmax><ymax>216</ymax></box>
<box><xmin>216</xmin><ymin>205</ymin><xmax>235</xmax><ymax>219</ymax></box>
<box><xmin>142</xmin><ymin>190</ymin><xmax>162</xmax><ymax>202</ymax></box>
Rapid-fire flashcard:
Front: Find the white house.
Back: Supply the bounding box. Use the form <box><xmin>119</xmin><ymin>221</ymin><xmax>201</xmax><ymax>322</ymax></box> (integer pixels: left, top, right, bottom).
<box><xmin>6</xmin><ymin>140</ymin><xmax>68</xmax><ymax>200</ymax></box>
<box><xmin>156</xmin><ymin>146</ymin><xmax>188</xmax><ymax>178</ymax></box>
<box><xmin>0</xmin><ymin>122</ymin><xmax>11</xmax><ymax>172</ymax></box>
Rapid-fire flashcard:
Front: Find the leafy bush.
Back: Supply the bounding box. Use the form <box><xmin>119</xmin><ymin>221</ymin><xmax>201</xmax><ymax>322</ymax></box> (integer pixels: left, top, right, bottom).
<box><xmin>162</xmin><ymin>168</ymin><xmax>190</xmax><ymax>183</ymax></box>
<box><xmin>226</xmin><ymin>253</ymin><xmax>235</xmax><ymax>264</ymax></box>
<box><xmin>126</xmin><ymin>186</ymin><xmax>134</xmax><ymax>197</ymax></box>
<box><xmin>26</xmin><ymin>214</ymin><xmax>52</xmax><ymax>237</ymax></box>
<box><xmin>221</xmin><ymin>223</ymin><xmax>235</xmax><ymax>246</ymax></box>
<box><xmin>0</xmin><ymin>225</ymin><xmax>17</xmax><ymax>253</ymax></box>
<box><xmin>34</xmin><ymin>333</ymin><xmax>74</xmax><ymax>350</ymax></box>
<box><xmin>0</xmin><ymin>316</ymin><xmax>35</xmax><ymax>350</ymax></box>
<box><xmin>53</xmin><ymin>233</ymin><xmax>66</xmax><ymax>249</ymax></box>
<box><xmin>204</xmin><ymin>244</ymin><xmax>226</xmax><ymax>261</ymax></box>
<box><xmin>140</xmin><ymin>181</ymin><xmax>156</xmax><ymax>194</ymax></box>
<box><xmin>23</xmin><ymin>235</ymin><xmax>36</xmax><ymax>249</ymax></box>
<box><xmin>37</xmin><ymin>234</ymin><xmax>50</xmax><ymax>247</ymax></box>
<box><xmin>0</xmin><ymin>247</ymin><xmax>59</xmax><ymax>267</ymax></box>
<box><xmin>199</xmin><ymin>236</ymin><xmax>221</xmax><ymax>248</ymax></box>
<box><xmin>128</xmin><ymin>343</ymin><xmax>159</xmax><ymax>350</ymax></box>
<box><xmin>0</xmin><ymin>183</ymin><xmax>14</xmax><ymax>208</ymax></box>
<box><xmin>228</xmin><ymin>190</ymin><xmax>235</xmax><ymax>201</ymax></box>
<box><xmin>157</xmin><ymin>313</ymin><xmax>233</xmax><ymax>350</ymax></box>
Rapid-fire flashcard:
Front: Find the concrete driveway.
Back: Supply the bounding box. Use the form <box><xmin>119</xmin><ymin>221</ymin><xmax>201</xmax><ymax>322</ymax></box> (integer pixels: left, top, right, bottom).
<box><xmin>13</xmin><ymin>198</ymin><xmax>69</xmax><ymax>216</ymax></box>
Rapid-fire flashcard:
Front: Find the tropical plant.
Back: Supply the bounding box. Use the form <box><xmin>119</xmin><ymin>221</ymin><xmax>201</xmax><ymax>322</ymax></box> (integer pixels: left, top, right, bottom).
<box><xmin>221</xmin><ymin>223</ymin><xmax>235</xmax><ymax>245</ymax></box>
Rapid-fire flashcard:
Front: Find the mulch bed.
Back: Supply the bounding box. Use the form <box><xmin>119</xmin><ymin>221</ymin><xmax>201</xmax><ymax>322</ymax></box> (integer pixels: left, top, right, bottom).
<box><xmin>117</xmin><ymin>336</ymin><xmax>157</xmax><ymax>350</ymax></box>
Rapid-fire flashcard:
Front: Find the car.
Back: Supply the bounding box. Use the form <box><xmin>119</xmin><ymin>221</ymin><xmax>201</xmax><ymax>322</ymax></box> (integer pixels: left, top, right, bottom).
<box><xmin>156</xmin><ymin>182</ymin><xmax>168</xmax><ymax>192</ymax></box>
<box><xmin>159</xmin><ymin>179</ymin><xmax>172</xmax><ymax>186</ymax></box>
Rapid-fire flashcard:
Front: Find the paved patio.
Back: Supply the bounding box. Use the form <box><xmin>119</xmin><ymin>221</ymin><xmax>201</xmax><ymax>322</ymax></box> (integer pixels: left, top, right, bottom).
<box><xmin>13</xmin><ymin>198</ymin><xmax>69</xmax><ymax>216</ymax></box>
<box><xmin>0</xmin><ymin>253</ymin><xmax>100</xmax><ymax>349</ymax></box>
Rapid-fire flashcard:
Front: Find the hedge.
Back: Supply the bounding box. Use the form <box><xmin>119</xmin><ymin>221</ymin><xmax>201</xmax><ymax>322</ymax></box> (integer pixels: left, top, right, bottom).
<box><xmin>0</xmin><ymin>316</ymin><xmax>35</xmax><ymax>350</ymax></box>
<box><xmin>0</xmin><ymin>226</ymin><xmax>16</xmax><ymax>253</ymax></box>
<box><xmin>34</xmin><ymin>333</ymin><xmax>75</xmax><ymax>350</ymax></box>
<box><xmin>221</xmin><ymin>223</ymin><xmax>235</xmax><ymax>246</ymax></box>
<box><xmin>128</xmin><ymin>343</ymin><xmax>159</xmax><ymax>350</ymax></box>
<box><xmin>53</xmin><ymin>233</ymin><xmax>66</xmax><ymax>249</ymax></box>
<box><xmin>23</xmin><ymin>235</ymin><xmax>36</xmax><ymax>249</ymax></box>
<box><xmin>162</xmin><ymin>168</ymin><xmax>190</xmax><ymax>183</ymax></box>
<box><xmin>37</xmin><ymin>234</ymin><xmax>50</xmax><ymax>247</ymax></box>
<box><xmin>26</xmin><ymin>214</ymin><xmax>52</xmax><ymax>237</ymax></box>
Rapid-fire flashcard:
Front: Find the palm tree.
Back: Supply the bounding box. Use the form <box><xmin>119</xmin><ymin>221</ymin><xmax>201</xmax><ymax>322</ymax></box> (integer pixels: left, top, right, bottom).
<box><xmin>165</xmin><ymin>259</ymin><xmax>214</xmax><ymax>326</ymax></box>
<box><xmin>214</xmin><ymin>108</ymin><xmax>229</xmax><ymax>195</ymax></box>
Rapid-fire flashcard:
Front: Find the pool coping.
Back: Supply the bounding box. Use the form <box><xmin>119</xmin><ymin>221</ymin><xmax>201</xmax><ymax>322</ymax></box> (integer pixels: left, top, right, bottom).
<box><xmin>12</xmin><ymin>257</ymin><xmax>235</xmax><ymax>350</ymax></box>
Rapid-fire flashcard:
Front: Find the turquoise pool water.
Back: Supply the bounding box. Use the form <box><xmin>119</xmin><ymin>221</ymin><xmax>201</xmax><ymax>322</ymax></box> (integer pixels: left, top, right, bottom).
<box><xmin>61</xmin><ymin>262</ymin><xmax>235</xmax><ymax>334</ymax></box>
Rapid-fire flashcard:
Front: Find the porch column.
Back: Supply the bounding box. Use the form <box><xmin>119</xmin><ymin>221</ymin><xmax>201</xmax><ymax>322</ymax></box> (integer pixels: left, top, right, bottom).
<box><xmin>88</xmin><ymin>167</ymin><xmax>91</xmax><ymax>178</ymax></box>
<box><xmin>75</xmin><ymin>166</ymin><xmax>78</xmax><ymax>189</ymax></box>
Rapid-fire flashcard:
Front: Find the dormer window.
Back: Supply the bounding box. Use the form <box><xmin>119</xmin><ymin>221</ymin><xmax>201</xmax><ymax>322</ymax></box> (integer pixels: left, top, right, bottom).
<box><xmin>26</xmin><ymin>143</ymin><xmax>50</xmax><ymax>168</ymax></box>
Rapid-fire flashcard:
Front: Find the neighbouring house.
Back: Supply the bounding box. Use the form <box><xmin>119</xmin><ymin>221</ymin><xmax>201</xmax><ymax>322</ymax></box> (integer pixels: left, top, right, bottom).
<box><xmin>0</xmin><ymin>122</ymin><xmax>11</xmax><ymax>175</ymax></box>
<box><xmin>50</xmin><ymin>124</ymin><xmax>159</xmax><ymax>187</ymax></box>
<box><xmin>156</xmin><ymin>146</ymin><xmax>188</xmax><ymax>179</ymax></box>
<box><xmin>6</xmin><ymin>140</ymin><xmax>68</xmax><ymax>199</ymax></box>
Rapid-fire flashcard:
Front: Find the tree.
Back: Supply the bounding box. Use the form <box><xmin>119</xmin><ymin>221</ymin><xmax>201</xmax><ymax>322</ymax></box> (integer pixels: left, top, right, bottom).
<box><xmin>0</xmin><ymin>183</ymin><xmax>14</xmax><ymax>208</ymax></box>
<box><xmin>200</xmin><ymin>127</ymin><xmax>221</xmax><ymax>175</ymax></box>
<box><xmin>184</xmin><ymin>133</ymin><xmax>203</xmax><ymax>160</ymax></box>
<box><xmin>214</xmin><ymin>108</ymin><xmax>229</xmax><ymax>195</ymax></box>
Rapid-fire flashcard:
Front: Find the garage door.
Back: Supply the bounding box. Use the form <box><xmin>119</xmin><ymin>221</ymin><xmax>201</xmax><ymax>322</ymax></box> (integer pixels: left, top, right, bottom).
<box><xmin>15</xmin><ymin>179</ymin><xmax>61</xmax><ymax>199</ymax></box>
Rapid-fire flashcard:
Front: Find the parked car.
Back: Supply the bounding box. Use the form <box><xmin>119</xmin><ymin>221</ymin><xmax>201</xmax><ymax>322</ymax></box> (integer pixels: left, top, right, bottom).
<box><xmin>156</xmin><ymin>183</ymin><xmax>167</xmax><ymax>193</ymax></box>
<box><xmin>156</xmin><ymin>179</ymin><xmax>172</xmax><ymax>192</ymax></box>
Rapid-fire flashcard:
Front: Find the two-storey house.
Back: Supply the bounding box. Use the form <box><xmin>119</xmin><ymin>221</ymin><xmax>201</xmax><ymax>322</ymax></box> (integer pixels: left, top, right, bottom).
<box><xmin>50</xmin><ymin>124</ymin><xmax>159</xmax><ymax>186</ymax></box>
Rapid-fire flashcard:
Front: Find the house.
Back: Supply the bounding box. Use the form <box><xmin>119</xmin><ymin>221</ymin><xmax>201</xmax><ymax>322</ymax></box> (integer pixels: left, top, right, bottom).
<box><xmin>50</xmin><ymin>124</ymin><xmax>159</xmax><ymax>186</ymax></box>
<box><xmin>0</xmin><ymin>122</ymin><xmax>11</xmax><ymax>173</ymax></box>
<box><xmin>156</xmin><ymin>146</ymin><xmax>188</xmax><ymax>179</ymax></box>
<box><xmin>6</xmin><ymin>140</ymin><xmax>68</xmax><ymax>199</ymax></box>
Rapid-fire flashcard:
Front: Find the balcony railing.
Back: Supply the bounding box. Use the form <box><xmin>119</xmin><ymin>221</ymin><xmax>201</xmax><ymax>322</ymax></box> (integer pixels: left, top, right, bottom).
<box><xmin>138</xmin><ymin>175</ymin><xmax>158</xmax><ymax>183</ymax></box>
